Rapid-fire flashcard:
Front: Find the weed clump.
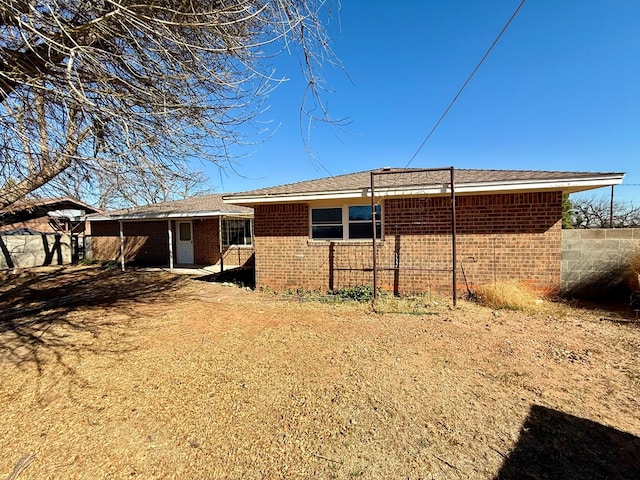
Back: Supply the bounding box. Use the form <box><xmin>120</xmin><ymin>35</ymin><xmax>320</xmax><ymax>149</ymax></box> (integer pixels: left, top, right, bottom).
<box><xmin>475</xmin><ymin>281</ymin><xmax>545</xmax><ymax>312</ymax></box>
<box><xmin>330</xmin><ymin>285</ymin><xmax>381</xmax><ymax>302</ymax></box>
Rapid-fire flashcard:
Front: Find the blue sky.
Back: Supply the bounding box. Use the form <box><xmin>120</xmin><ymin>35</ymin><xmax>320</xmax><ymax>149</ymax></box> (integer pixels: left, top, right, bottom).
<box><xmin>208</xmin><ymin>0</ymin><xmax>639</xmax><ymax>203</ymax></box>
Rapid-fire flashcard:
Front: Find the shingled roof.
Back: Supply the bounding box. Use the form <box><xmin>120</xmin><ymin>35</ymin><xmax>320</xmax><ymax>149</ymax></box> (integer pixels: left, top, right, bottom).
<box><xmin>224</xmin><ymin>168</ymin><xmax>624</xmax><ymax>204</ymax></box>
<box><xmin>88</xmin><ymin>194</ymin><xmax>252</xmax><ymax>221</ymax></box>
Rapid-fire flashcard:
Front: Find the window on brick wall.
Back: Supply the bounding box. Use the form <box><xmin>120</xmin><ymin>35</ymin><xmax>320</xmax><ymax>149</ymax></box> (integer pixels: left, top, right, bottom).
<box><xmin>310</xmin><ymin>205</ymin><xmax>382</xmax><ymax>240</ymax></box>
<box><xmin>222</xmin><ymin>218</ymin><xmax>252</xmax><ymax>246</ymax></box>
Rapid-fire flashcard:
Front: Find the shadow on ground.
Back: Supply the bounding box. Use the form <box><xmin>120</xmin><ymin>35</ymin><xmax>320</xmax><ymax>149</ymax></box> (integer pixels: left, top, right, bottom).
<box><xmin>495</xmin><ymin>404</ymin><xmax>640</xmax><ymax>480</ymax></box>
<box><xmin>197</xmin><ymin>265</ymin><xmax>255</xmax><ymax>289</ymax></box>
<box><xmin>0</xmin><ymin>266</ymin><xmax>186</xmax><ymax>372</ymax></box>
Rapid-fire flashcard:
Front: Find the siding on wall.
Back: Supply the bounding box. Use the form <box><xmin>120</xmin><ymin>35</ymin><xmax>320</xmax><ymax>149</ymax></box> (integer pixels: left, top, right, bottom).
<box><xmin>253</xmin><ymin>191</ymin><xmax>563</xmax><ymax>295</ymax></box>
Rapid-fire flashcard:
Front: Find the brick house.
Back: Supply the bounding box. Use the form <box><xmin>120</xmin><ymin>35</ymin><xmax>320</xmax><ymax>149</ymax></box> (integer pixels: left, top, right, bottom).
<box><xmin>86</xmin><ymin>194</ymin><xmax>253</xmax><ymax>269</ymax></box>
<box><xmin>223</xmin><ymin>168</ymin><xmax>624</xmax><ymax>296</ymax></box>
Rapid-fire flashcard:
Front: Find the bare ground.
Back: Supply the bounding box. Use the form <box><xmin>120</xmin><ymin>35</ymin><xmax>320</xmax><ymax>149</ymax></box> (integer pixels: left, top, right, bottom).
<box><xmin>1</xmin><ymin>266</ymin><xmax>639</xmax><ymax>479</ymax></box>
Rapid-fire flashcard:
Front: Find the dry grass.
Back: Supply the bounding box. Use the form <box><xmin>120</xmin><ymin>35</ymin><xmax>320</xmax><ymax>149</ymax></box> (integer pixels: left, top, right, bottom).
<box><xmin>474</xmin><ymin>281</ymin><xmax>549</xmax><ymax>312</ymax></box>
<box><xmin>1</xmin><ymin>267</ymin><xmax>639</xmax><ymax>479</ymax></box>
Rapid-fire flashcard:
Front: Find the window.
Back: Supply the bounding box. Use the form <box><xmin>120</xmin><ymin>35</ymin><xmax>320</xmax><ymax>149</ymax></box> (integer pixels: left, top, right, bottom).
<box><xmin>179</xmin><ymin>222</ymin><xmax>191</xmax><ymax>241</ymax></box>
<box><xmin>311</xmin><ymin>205</ymin><xmax>382</xmax><ymax>240</ymax></box>
<box><xmin>222</xmin><ymin>218</ymin><xmax>252</xmax><ymax>246</ymax></box>
<box><xmin>311</xmin><ymin>207</ymin><xmax>343</xmax><ymax>239</ymax></box>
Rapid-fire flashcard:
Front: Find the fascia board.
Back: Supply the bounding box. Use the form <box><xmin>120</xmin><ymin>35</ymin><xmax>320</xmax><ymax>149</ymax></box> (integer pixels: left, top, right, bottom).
<box><xmin>87</xmin><ymin>210</ymin><xmax>252</xmax><ymax>221</ymax></box>
<box><xmin>224</xmin><ymin>189</ymin><xmax>371</xmax><ymax>205</ymax></box>
<box><xmin>223</xmin><ymin>175</ymin><xmax>625</xmax><ymax>204</ymax></box>
<box><xmin>85</xmin><ymin>214</ymin><xmax>112</xmax><ymax>221</ymax></box>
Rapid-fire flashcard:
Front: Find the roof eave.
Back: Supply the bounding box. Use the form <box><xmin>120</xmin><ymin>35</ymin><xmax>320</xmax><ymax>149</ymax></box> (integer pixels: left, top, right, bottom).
<box><xmin>223</xmin><ymin>174</ymin><xmax>625</xmax><ymax>205</ymax></box>
<box><xmin>87</xmin><ymin>210</ymin><xmax>252</xmax><ymax>221</ymax></box>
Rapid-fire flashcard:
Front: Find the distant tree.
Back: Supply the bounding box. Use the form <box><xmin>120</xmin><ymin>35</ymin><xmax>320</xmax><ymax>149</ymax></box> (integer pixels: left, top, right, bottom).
<box><xmin>0</xmin><ymin>0</ymin><xmax>339</xmax><ymax>210</ymax></box>
<box><xmin>562</xmin><ymin>194</ymin><xmax>574</xmax><ymax>229</ymax></box>
<box><xmin>571</xmin><ymin>195</ymin><xmax>640</xmax><ymax>228</ymax></box>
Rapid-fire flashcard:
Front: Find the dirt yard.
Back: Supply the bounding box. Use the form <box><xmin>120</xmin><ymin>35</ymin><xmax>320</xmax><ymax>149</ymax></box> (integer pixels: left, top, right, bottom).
<box><xmin>1</xmin><ymin>266</ymin><xmax>639</xmax><ymax>479</ymax></box>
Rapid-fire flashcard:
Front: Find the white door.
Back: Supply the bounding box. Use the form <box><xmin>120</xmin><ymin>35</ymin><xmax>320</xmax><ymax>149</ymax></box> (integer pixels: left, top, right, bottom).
<box><xmin>176</xmin><ymin>221</ymin><xmax>194</xmax><ymax>264</ymax></box>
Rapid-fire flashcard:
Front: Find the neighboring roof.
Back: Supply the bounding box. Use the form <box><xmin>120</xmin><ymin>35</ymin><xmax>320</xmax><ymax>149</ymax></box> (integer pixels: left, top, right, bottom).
<box><xmin>0</xmin><ymin>228</ymin><xmax>43</xmax><ymax>235</ymax></box>
<box><xmin>1</xmin><ymin>197</ymin><xmax>101</xmax><ymax>215</ymax></box>
<box><xmin>223</xmin><ymin>168</ymin><xmax>625</xmax><ymax>204</ymax></box>
<box><xmin>87</xmin><ymin>194</ymin><xmax>253</xmax><ymax>221</ymax></box>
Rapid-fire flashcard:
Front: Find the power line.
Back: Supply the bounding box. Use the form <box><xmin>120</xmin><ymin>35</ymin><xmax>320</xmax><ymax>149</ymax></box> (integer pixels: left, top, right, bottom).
<box><xmin>406</xmin><ymin>0</ymin><xmax>527</xmax><ymax>167</ymax></box>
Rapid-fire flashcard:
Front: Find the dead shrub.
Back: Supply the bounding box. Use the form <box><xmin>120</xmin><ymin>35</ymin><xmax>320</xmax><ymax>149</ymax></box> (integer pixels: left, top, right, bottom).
<box><xmin>475</xmin><ymin>281</ymin><xmax>546</xmax><ymax>312</ymax></box>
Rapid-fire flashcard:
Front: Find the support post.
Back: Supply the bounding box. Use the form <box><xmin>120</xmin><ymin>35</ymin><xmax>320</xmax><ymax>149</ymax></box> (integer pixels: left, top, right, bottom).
<box><xmin>329</xmin><ymin>241</ymin><xmax>335</xmax><ymax>291</ymax></box>
<box><xmin>393</xmin><ymin>234</ymin><xmax>400</xmax><ymax>297</ymax></box>
<box><xmin>610</xmin><ymin>185</ymin><xmax>614</xmax><ymax>228</ymax></box>
<box><xmin>168</xmin><ymin>220</ymin><xmax>174</xmax><ymax>272</ymax></box>
<box><xmin>119</xmin><ymin>221</ymin><xmax>125</xmax><ymax>272</ymax></box>
<box><xmin>218</xmin><ymin>216</ymin><xmax>224</xmax><ymax>272</ymax></box>
<box><xmin>370</xmin><ymin>171</ymin><xmax>378</xmax><ymax>301</ymax></box>
<box><xmin>450</xmin><ymin>167</ymin><xmax>457</xmax><ymax>306</ymax></box>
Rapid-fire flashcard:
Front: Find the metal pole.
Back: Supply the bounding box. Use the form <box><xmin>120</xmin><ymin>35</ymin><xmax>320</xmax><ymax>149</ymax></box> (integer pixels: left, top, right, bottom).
<box><xmin>329</xmin><ymin>241</ymin><xmax>335</xmax><ymax>291</ymax></box>
<box><xmin>218</xmin><ymin>216</ymin><xmax>224</xmax><ymax>272</ymax></box>
<box><xmin>610</xmin><ymin>185</ymin><xmax>614</xmax><ymax>228</ymax></box>
<box><xmin>450</xmin><ymin>167</ymin><xmax>457</xmax><ymax>306</ymax></box>
<box><xmin>119</xmin><ymin>221</ymin><xmax>125</xmax><ymax>272</ymax></box>
<box><xmin>168</xmin><ymin>220</ymin><xmax>174</xmax><ymax>272</ymax></box>
<box><xmin>371</xmin><ymin>171</ymin><xmax>378</xmax><ymax>301</ymax></box>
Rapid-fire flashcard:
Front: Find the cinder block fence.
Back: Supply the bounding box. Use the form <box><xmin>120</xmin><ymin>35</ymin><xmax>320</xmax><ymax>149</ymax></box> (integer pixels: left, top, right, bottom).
<box><xmin>561</xmin><ymin>229</ymin><xmax>640</xmax><ymax>299</ymax></box>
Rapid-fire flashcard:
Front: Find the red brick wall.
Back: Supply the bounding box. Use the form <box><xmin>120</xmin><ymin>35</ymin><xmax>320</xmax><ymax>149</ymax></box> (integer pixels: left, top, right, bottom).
<box><xmin>253</xmin><ymin>191</ymin><xmax>563</xmax><ymax>295</ymax></box>
<box><xmin>89</xmin><ymin>218</ymin><xmax>254</xmax><ymax>267</ymax></box>
<box><xmin>90</xmin><ymin>220</ymin><xmax>170</xmax><ymax>264</ymax></box>
<box><xmin>253</xmin><ymin>203</ymin><xmax>323</xmax><ymax>288</ymax></box>
<box><xmin>88</xmin><ymin>221</ymin><xmax>121</xmax><ymax>260</ymax></box>
<box><xmin>193</xmin><ymin>218</ymin><xmax>219</xmax><ymax>265</ymax></box>
<box><xmin>0</xmin><ymin>217</ymin><xmax>56</xmax><ymax>233</ymax></box>
<box><xmin>1</xmin><ymin>216</ymin><xmax>87</xmax><ymax>234</ymax></box>
<box><xmin>221</xmin><ymin>246</ymin><xmax>254</xmax><ymax>267</ymax></box>
<box><xmin>192</xmin><ymin>218</ymin><xmax>254</xmax><ymax>266</ymax></box>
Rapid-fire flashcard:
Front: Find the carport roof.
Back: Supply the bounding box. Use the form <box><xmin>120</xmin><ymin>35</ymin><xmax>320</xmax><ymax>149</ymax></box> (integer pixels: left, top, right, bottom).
<box><xmin>1</xmin><ymin>196</ymin><xmax>101</xmax><ymax>214</ymax></box>
<box><xmin>223</xmin><ymin>167</ymin><xmax>625</xmax><ymax>204</ymax></box>
<box><xmin>87</xmin><ymin>194</ymin><xmax>253</xmax><ymax>221</ymax></box>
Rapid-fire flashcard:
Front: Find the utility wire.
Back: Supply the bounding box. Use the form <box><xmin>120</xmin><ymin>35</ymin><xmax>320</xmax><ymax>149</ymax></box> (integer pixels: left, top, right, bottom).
<box><xmin>406</xmin><ymin>0</ymin><xmax>527</xmax><ymax>167</ymax></box>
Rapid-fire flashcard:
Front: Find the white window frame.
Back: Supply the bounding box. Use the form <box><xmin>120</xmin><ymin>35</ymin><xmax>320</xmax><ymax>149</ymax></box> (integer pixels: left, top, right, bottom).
<box><xmin>222</xmin><ymin>218</ymin><xmax>253</xmax><ymax>247</ymax></box>
<box><xmin>309</xmin><ymin>204</ymin><xmax>382</xmax><ymax>241</ymax></box>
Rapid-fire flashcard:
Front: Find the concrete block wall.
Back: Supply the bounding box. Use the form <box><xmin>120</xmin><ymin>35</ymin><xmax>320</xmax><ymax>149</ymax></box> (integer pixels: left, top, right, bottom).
<box><xmin>561</xmin><ymin>228</ymin><xmax>640</xmax><ymax>299</ymax></box>
<box><xmin>0</xmin><ymin>233</ymin><xmax>72</xmax><ymax>269</ymax></box>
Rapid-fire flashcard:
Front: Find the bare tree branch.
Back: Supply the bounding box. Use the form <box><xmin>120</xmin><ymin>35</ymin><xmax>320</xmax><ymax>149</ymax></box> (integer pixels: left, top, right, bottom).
<box><xmin>571</xmin><ymin>195</ymin><xmax>640</xmax><ymax>228</ymax></box>
<box><xmin>0</xmin><ymin>0</ymin><xmax>339</xmax><ymax>209</ymax></box>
